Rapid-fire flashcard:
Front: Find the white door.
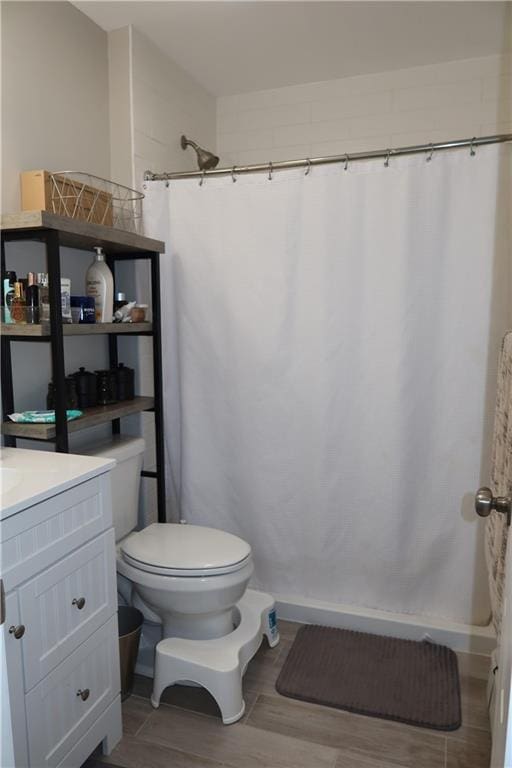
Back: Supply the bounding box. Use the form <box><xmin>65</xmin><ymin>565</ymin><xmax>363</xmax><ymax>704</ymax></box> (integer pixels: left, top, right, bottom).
<box><xmin>491</xmin><ymin>526</ymin><xmax>512</xmax><ymax>768</ymax></box>
<box><xmin>476</xmin><ymin>489</ymin><xmax>512</xmax><ymax>768</ymax></box>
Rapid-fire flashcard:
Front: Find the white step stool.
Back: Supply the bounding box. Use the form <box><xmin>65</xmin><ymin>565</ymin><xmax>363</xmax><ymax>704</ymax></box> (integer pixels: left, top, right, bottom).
<box><xmin>151</xmin><ymin>589</ymin><xmax>279</xmax><ymax>724</ymax></box>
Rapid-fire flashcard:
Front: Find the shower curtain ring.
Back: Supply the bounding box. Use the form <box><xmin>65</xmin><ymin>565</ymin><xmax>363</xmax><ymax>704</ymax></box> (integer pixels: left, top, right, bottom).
<box><xmin>384</xmin><ymin>149</ymin><xmax>392</xmax><ymax>167</ymax></box>
<box><xmin>305</xmin><ymin>159</ymin><xmax>311</xmax><ymax>176</ymax></box>
<box><xmin>232</xmin><ymin>166</ymin><xmax>237</xmax><ymax>182</ymax></box>
<box><xmin>199</xmin><ymin>170</ymin><xmax>206</xmax><ymax>187</ymax></box>
<box><xmin>268</xmin><ymin>162</ymin><xmax>273</xmax><ymax>181</ymax></box>
<box><xmin>426</xmin><ymin>143</ymin><xmax>434</xmax><ymax>162</ymax></box>
<box><xmin>165</xmin><ymin>179</ymin><xmax>170</xmax><ymax>188</ymax></box>
<box><xmin>470</xmin><ymin>137</ymin><xmax>476</xmax><ymax>156</ymax></box>
<box><xmin>344</xmin><ymin>154</ymin><xmax>349</xmax><ymax>171</ymax></box>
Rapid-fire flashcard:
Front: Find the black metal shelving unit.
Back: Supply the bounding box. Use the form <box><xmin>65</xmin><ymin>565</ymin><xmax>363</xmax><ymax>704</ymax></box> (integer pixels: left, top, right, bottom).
<box><xmin>1</xmin><ymin>211</ymin><xmax>167</xmax><ymax>523</ymax></box>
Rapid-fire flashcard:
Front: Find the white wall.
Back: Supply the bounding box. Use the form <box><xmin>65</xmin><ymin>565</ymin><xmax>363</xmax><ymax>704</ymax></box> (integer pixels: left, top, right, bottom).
<box><xmin>108</xmin><ymin>26</ymin><xmax>134</xmax><ymax>189</ymax></box>
<box><xmin>106</xmin><ymin>25</ymin><xmax>217</xmax><ymax>523</ymax></box>
<box><xmin>217</xmin><ymin>54</ymin><xmax>512</xmax><ymax>166</ymax></box>
<box><xmin>1</xmin><ymin>1</ymin><xmax>113</xmax><ymax>451</ymax></box>
<box><xmin>133</xmin><ymin>26</ymin><xmax>216</xmax><ymax>522</ymax></box>
<box><xmin>131</xmin><ymin>27</ymin><xmax>216</xmax><ymax>187</ymax></box>
<box><xmin>1</xmin><ymin>1</ymin><xmax>110</xmax><ymax>212</ymax></box>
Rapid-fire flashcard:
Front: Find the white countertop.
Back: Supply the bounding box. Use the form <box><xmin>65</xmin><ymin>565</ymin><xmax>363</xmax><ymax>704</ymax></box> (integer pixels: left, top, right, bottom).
<box><xmin>0</xmin><ymin>448</ymin><xmax>115</xmax><ymax>520</ymax></box>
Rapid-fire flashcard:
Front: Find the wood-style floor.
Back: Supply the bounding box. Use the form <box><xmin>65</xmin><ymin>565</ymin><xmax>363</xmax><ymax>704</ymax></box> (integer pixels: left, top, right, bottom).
<box><xmin>84</xmin><ymin>620</ymin><xmax>491</xmax><ymax>768</ymax></box>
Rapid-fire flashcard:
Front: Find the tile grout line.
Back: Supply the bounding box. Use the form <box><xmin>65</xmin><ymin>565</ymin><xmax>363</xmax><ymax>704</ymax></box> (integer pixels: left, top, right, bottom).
<box><xmin>241</xmin><ymin>686</ymin><xmax>461</xmax><ymax>744</ymax></box>
<box><xmin>134</xmin><ymin>729</ymin><xmax>245</xmax><ymax>768</ymax></box>
<box><xmin>158</xmin><ymin>699</ymin><xmax>227</xmax><ymax>722</ymax></box>
<box><xmin>136</xmin><ymin>701</ymin><xmax>344</xmax><ymax>768</ymax></box>
<box><xmin>330</xmin><ymin>746</ymin><xmax>342</xmax><ymax>768</ymax></box>
<box><xmin>243</xmin><ymin>692</ymin><xmax>259</xmax><ymax>722</ymax></box>
<box><xmin>444</xmin><ymin>735</ymin><xmax>448</xmax><ymax>768</ymax></box>
<box><xmin>131</xmin><ymin>705</ymin><xmax>156</xmax><ymax>738</ymax></box>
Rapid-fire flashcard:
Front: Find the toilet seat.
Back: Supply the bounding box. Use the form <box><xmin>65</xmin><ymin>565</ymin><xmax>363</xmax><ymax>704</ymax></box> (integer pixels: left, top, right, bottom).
<box><xmin>120</xmin><ymin>523</ymin><xmax>252</xmax><ymax>578</ymax></box>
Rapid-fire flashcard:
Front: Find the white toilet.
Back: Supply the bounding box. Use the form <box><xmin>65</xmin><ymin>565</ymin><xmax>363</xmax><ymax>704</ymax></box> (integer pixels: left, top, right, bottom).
<box><xmin>83</xmin><ymin>435</ymin><xmax>279</xmax><ymax>723</ymax></box>
<box><xmin>118</xmin><ymin>522</ymin><xmax>254</xmax><ymax>640</ymax></box>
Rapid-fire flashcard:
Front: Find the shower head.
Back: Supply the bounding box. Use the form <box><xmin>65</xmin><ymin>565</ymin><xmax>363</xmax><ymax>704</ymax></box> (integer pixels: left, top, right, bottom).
<box><xmin>181</xmin><ymin>135</ymin><xmax>220</xmax><ymax>171</ymax></box>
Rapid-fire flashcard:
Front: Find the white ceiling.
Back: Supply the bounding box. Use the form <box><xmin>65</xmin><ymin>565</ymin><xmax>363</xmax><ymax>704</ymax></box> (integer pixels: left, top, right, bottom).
<box><xmin>74</xmin><ymin>1</ymin><xmax>511</xmax><ymax>97</ymax></box>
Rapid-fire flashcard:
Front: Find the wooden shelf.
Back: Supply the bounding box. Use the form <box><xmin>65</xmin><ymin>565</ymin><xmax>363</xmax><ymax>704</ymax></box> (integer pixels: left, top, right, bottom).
<box><xmin>2</xmin><ymin>396</ymin><xmax>155</xmax><ymax>440</ymax></box>
<box><xmin>1</xmin><ymin>322</ymin><xmax>153</xmax><ymax>337</ymax></box>
<box><xmin>1</xmin><ymin>210</ymin><xmax>165</xmax><ymax>255</ymax></box>
<box><xmin>1</xmin><ymin>213</ymin><xmax>166</xmax><ymax>520</ymax></box>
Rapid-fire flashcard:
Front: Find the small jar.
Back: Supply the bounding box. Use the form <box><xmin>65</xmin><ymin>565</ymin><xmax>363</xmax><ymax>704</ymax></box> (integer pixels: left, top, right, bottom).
<box><xmin>130</xmin><ymin>304</ymin><xmax>147</xmax><ymax>323</ymax></box>
<box><xmin>72</xmin><ymin>367</ymin><xmax>98</xmax><ymax>409</ymax></box>
<box><xmin>47</xmin><ymin>377</ymin><xmax>79</xmax><ymax>410</ymax></box>
<box><xmin>113</xmin><ymin>363</ymin><xmax>135</xmax><ymax>401</ymax></box>
<box><xmin>95</xmin><ymin>369</ymin><xmax>118</xmax><ymax>405</ymax></box>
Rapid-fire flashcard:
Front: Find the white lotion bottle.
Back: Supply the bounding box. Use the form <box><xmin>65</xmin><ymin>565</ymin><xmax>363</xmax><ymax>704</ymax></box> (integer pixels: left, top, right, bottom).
<box><xmin>86</xmin><ymin>246</ymin><xmax>114</xmax><ymax>322</ymax></box>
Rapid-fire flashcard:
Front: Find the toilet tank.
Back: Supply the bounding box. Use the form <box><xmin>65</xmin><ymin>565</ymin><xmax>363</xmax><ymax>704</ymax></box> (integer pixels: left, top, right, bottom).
<box><xmin>80</xmin><ymin>436</ymin><xmax>145</xmax><ymax>541</ymax></box>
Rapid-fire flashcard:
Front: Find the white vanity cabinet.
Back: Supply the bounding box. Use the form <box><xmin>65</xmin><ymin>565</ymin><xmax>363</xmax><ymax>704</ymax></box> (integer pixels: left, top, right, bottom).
<box><xmin>1</xmin><ymin>449</ymin><xmax>122</xmax><ymax>768</ymax></box>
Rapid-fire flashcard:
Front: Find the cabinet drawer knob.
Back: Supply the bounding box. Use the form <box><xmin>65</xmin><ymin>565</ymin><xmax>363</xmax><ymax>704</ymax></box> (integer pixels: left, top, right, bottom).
<box><xmin>9</xmin><ymin>624</ymin><xmax>25</xmax><ymax>639</ymax></box>
<box><xmin>76</xmin><ymin>688</ymin><xmax>90</xmax><ymax>701</ymax></box>
<box><xmin>72</xmin><ymin>597</ymin><xmax>86</xmax><ymax>610</ymax></box>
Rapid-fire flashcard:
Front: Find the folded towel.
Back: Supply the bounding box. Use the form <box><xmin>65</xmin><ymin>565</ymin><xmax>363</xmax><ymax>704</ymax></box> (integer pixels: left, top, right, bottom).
<box><xmin>8</xmin><ymin>410</ymin><xmax>83</xmax><ymax>423</ymax></box>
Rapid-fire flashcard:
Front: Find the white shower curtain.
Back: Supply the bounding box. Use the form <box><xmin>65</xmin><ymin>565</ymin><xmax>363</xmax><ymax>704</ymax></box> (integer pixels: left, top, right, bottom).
<box><xmin>145</xmin><ymin>144</ymin><xmax>511</xmax><ymax>626</ymax></box>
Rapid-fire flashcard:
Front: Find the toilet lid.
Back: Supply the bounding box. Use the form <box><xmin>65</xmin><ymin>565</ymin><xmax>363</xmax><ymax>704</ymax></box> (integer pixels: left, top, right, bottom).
<box><xmin>120</xmin><ymin>523</ymin><xmax>252</xmax><ymax>576</ymax></box>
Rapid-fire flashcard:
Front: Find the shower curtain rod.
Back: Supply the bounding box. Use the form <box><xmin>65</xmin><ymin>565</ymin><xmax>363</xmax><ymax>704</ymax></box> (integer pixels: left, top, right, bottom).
<box><xmin>144</xmin><ymin>132</ymin><xmax>512</xmax><ymax>181</ymax></box>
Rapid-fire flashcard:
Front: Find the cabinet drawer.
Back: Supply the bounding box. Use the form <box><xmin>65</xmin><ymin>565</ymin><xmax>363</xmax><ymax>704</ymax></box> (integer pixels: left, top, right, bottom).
<box><xmin>19</xmin><ymin>530</ymin><xmax>117</xmax><ymax>691</ymax></box>
<box><xmin>25</xmin><ymin>616</ymin><xmax>120</xmax><ymax>768</ymax></box>
<box><xmin>1</xmin><ymin>474</ymin><xmax>112</xmax><ymax>592</ymax></box>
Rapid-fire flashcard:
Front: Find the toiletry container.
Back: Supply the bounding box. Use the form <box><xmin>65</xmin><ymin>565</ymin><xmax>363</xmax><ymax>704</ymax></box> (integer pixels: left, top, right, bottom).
<box><xmin>72</xmin><ymin>367</ymin><xmax>98</xmax><ymax>408</ymax></box>
<box><xmin>3</xmin><ymin>271</ymin><xmax>16</xmax><ymax>323</ymax></box>
<box><xmin>71</xmin><ymin>295</ymin><xmax>96</xmax><ymax>323</ymax></box>
<box><xmin>113</xmin><ymin>363</ymin><xmax>135</xmax><ymax>401</ymax></box>
<box><xmin>86</xmin><ymin>246</ymin><xmax>114</xmax><ymax>322</ymax></box>
<box><xmin>47</xmin><ymin>377</ymin><xmax>79</xmax><ymax>409</ymax></box>
<box><xmin>96</xmin><ymin>369</ymin><xmax>118</xmax><ymax>405</ymax></box>
<box><xmin>130</xmin><ymin>305</ymin><xmax>148</xmax><ymax>323</ymax></box>
<box><xmin>114</xmin><ymin>292</ymin><xmax>128</xmax><ymax>313</ymax></box>
<box><xmin>37</xmin><ymin>273</ymin><xmax>49</xmax><ymax>322</ymax></box>
<box><xmin>60</xmin><ymin>278</ymin><xmax>72</xmax><ymax>322</ymax></box>
<box><xmin>36</xmin><ymin>274</ymin><xmax>72</xmax><ymax>322</ymax></box>
<box><xmin>26</xmin><ymin>272</ymin><xmax>39</xmax><ymax>324</ymax></box>
<box><xmin>10</xmin><ymin>282</ymin><xmax>26</xmax><ymax>324</ymax></box>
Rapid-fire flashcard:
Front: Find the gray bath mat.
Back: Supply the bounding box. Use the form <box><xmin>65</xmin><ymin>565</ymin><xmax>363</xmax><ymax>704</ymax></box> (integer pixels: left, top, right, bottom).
<box><xmin>276</xmin><ymin>625</ymin><xmax>461</xmax><ymax>730</ymax></box>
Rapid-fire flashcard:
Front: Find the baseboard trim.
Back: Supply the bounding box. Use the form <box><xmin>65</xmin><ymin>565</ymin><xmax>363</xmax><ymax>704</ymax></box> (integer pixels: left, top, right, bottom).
<box><xmin>275</xmin><ymin>593</ymin><xmax>496</xmax><ymax>656</ymax></box>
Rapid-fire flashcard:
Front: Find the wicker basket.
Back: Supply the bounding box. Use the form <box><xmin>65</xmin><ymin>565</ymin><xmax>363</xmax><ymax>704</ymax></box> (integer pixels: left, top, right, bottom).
<box><xmin>51</xmin><ymin>172</ymin><xmax>144</xmax><ymax>233</ymax></box>
<box><xmin>20</xmin><ymin>170</ymin><xmax>144</xmax><ymax>234</ymax></box>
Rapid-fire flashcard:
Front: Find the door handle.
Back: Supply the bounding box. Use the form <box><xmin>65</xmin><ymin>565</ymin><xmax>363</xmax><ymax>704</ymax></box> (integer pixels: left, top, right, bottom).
<box><xmin>9</xmin><ymin>624</ymin><xmax>25</xmax><ymax>640</ymax></box>
<box><xmin>77</xmin><ymin>688</ymin><xmax>90</xmax><ymax>701</ymax></box>
<box><xmin>475</xmin><ymin>487</ymin><xmax>512</xmax><ymax>526</ymax></box>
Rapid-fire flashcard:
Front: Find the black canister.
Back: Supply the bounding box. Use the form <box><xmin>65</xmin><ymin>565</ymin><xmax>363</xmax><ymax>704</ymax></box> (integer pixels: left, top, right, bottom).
<box><xmin>72</xmin><ymin>367</ymin><xmax>98</xmax><ymax>409</ymax></box>
<box><xmin>47</xmin><ymin>377</ymin><xmax>79</xmax><ymax>410</ymax></box>
<box><xmin>113</xmin><ymin>363</ymin><xmax>135</xmax><ymax>401</ymax></box>
<box><xmin>96</xmin><ymin>369</ymin><xmax>118</xmax><ymax>405</ymax></box>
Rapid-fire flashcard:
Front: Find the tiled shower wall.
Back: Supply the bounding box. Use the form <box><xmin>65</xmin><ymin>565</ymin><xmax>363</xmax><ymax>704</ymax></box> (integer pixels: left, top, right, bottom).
<box><xmin>118</xmin><ymin>27</ymin><xmax>217</xmax><ymax>524</ymax></box>
<box><xmin>131</xmin><ymin>28</ymin><xmax>217</xmax><ymax>187</ymax></box>
<box><xmin>217</xmin><ymin>54</ymin><xmax>512</xmax><ymax>166</ymax></box>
